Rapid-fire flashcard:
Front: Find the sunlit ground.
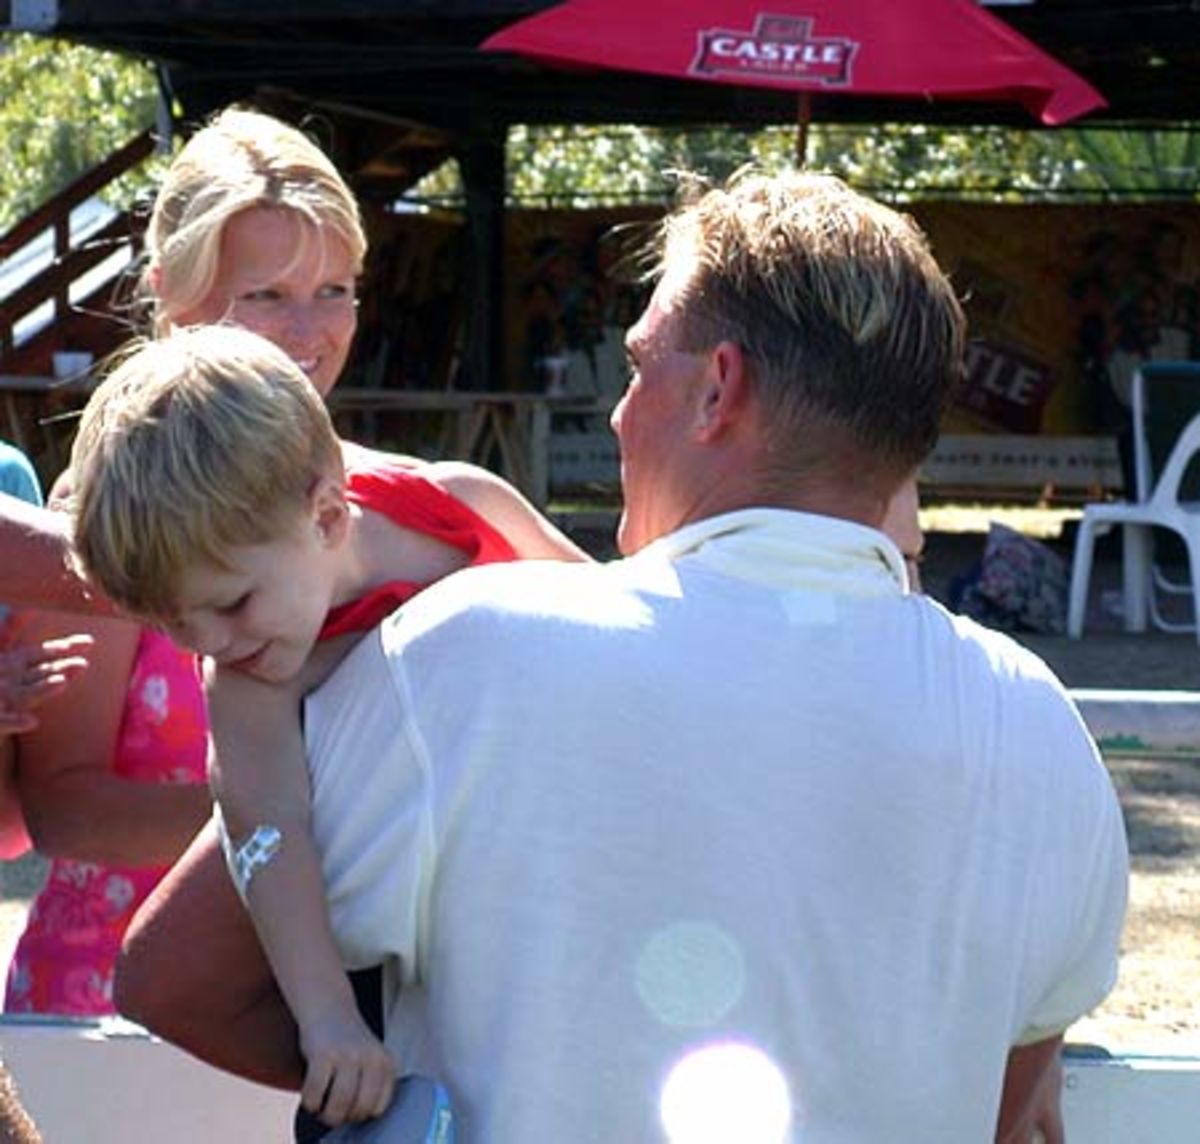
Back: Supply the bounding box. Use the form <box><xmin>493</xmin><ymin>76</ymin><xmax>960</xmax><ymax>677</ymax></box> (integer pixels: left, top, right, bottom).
<box><xmin>918</xmin><ymin>502</ymin><xmax>1080</xmax><ymax>539</ymax></box>
<box><xmin>1068</xmin><ymin>755</ymin><xmax>1200</xmax><ymax>1057</ymax></box>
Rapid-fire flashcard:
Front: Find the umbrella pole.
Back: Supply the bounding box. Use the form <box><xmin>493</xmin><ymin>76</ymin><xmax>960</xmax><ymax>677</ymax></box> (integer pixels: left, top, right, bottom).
<box><xmin>795</xmin><ymin>92</ymin><xmax>811</xmax><ymax>167</ymax></box>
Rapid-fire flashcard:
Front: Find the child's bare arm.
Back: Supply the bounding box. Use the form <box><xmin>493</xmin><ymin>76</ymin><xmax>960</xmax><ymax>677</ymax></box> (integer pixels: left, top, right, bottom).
<box><xmin>0</xmin><ymin>735</ymin><xmax>29</xmax><ymax>860</ymax></box>
<box><xmin>205</xmin><ymin>662</ymin><xmax>395</xmax><ymax>1126</ymax></box>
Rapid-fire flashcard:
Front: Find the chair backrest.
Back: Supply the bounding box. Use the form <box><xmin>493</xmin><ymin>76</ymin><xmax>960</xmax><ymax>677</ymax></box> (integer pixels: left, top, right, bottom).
<box><xmin>1131</xmin><ymin>362</ymin><xmax>1200</xmax><ymax>502</ymax></box>
<box><xmin>1148</xmin><ymin>410</ymin><xmax>1200</xmax><ymax>509</ymax></box>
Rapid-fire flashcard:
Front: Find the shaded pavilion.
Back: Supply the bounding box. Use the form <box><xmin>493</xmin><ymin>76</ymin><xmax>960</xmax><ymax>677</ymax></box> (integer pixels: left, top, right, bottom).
<box><xmin>5</xmin><ymin>0</ymin><xmax>1198</xmax><ymax>394</ymax></box>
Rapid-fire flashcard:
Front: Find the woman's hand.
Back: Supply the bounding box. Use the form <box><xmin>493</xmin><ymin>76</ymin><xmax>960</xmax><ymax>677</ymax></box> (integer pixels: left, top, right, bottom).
<box><xmin>0</xmin><ymin>614</ymin><xmax>92</xmax><ymax>736</ymax></box>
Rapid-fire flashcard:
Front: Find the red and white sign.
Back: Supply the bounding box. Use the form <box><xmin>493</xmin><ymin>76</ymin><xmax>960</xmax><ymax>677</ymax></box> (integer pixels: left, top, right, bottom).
<box><xmin>691</xmin><ymin>15</ymin><xmax>856</xmax><ymax>88</ymax></box>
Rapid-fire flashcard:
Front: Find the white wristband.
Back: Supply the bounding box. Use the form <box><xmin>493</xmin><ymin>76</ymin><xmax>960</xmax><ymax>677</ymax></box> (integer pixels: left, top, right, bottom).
<box><xmin>231</xmin><ymin>824</ymin><xmax>283</xmax><ymax>898</ymax></box>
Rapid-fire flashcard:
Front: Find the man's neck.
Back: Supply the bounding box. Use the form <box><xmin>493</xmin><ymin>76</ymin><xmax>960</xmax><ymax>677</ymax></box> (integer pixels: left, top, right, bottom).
<box><xmin>677</xmin><ymin>461</ymin><xmax>895</xmax><ymax>538</ymax></box>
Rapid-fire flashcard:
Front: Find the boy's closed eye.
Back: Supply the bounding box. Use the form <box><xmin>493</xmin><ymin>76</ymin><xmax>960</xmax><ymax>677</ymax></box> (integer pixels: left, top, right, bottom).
<box><xmin>217</xmin><ymin>592</ymin><xmax>252</xmax><ymax>617</ymax></box>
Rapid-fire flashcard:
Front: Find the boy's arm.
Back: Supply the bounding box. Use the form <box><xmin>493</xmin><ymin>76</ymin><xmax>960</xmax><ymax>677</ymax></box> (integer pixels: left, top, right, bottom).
<box><xmin>205</xmin><ymin>663</ymin><xmax>395</xmax><ymax>1126</ymax></box>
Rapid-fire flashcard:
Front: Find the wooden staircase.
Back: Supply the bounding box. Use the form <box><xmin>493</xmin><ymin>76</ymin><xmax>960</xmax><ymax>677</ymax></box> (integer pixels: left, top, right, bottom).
<box><xmin>0</xmin><ymin>130</ymin><xmax>156</xmax><ymax>482</ymax></box>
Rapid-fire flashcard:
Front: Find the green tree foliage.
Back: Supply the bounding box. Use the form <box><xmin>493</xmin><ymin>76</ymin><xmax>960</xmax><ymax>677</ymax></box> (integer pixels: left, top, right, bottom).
<box><xmin>416</xmin><ymin>120</ymin><xmax>1200</xmax><ymax>208</ymax></box>
<box><xmin>0</xmin><ymin>33</ymin><xmax>162</xmax><ymax>232</ymax></box>
<box><xmin>1065</xmin><ymin>127</ymin><xmax>1200</xmax><ymax>196</ymax></box>
<box><xmin>4</xmin><ymin>29</ymin><xmax>1192</xmax><ymax>224</ymax></box>
<box><xmin>799</xmin><ymin>123</ymin><xmax>1200</xmax><ymax>201</ymax></box>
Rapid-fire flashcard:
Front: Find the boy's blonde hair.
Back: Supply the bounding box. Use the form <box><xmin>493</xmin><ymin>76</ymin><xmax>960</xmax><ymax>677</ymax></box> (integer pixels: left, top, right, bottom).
<box><xmin>69</xmin><ymin>324</ymin><xmax>344</xmax><ymax>620</ymax></box>
<box><xmin>142</xmin><ymin>106</ymin><xmax>367</xmax><ymax>334</ymax></box>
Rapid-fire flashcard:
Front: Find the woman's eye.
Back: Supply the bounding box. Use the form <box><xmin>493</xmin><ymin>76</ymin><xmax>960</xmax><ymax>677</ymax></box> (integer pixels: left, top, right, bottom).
<box><xmin>240</xmin><ymin>289</ymin><xmax>281</xmax><ymax>304</ymax></box>
<box><xmin>318</xmin><ymin>282</ymin><xmax>355</xmax><ymax>302</ymax></box>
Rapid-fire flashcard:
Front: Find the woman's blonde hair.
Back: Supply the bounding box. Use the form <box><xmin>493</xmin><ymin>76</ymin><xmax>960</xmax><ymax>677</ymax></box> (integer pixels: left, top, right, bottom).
<box><xmin>141</xmin><ymin>106</ymin><xmax>367</xmax><ymax>333</ymax></box>
<box><xmin>69</xmin><ymin>324</ymin><xmax>344</xmax><ymax>621</ymax></box>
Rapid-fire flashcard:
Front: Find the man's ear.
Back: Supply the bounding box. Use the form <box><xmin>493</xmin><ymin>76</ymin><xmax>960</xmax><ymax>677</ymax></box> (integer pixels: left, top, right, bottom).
<box><xmin>309</xmin><ymin>475</ymin><xmax>351</xmax><ymax>549</ymax></box>
<box><xmin>695</xmin><ymin>339</ymin><xmax>750</xmax><ymax>441</ymax></box>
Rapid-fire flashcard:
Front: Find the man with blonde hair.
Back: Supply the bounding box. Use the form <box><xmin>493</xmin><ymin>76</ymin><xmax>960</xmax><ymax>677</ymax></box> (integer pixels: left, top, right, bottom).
<box><xmin>123</xmin><ymin>172</ymin><xmax>1125</xmax><ymax>1143</ymax></box>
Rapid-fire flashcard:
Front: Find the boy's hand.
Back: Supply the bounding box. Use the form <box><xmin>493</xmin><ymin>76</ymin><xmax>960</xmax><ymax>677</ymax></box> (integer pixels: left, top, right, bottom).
<box><xmin>300</xmin><ymin>1006</ymin><xmax>397</xmax><ymax>1126</ymax></box>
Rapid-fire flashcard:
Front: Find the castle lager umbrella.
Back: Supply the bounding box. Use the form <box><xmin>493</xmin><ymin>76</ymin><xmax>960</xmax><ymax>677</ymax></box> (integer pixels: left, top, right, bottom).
<box><xmin>483</xmin><ymin>0</ymin><xmax>1106</xmax><ymax>160</ymax></box>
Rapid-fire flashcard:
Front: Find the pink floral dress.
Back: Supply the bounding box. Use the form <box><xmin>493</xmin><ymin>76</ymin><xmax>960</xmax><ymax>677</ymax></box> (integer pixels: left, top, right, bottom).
<box><xmin>4</xmin><ymin>629</ymin><xmax>207</xmax><ymax>1015</ymax></box>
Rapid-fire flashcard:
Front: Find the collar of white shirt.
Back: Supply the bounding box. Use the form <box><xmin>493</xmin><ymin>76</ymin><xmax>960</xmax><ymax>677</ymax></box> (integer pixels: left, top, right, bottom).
<box><xmin>634</xmin><ymin>508</ymin><xmax>908</xmax><ymax>596</ymax></box>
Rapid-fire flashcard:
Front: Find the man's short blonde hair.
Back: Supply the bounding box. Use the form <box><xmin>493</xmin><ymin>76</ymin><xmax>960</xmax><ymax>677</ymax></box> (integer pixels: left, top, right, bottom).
<box><xmin>68</xmin><ymin>324</ymin><xmax>344</xmax><ymax>620</ymax></box>
<box><xmin>647</xmin><ymin>170</ymin><xmax>965</xmax><ymax>477</ymax></box>
<box><xmin>142</xmin><ymin>106</ymin><xmax>367</xmax><ymax>334</ymax></box>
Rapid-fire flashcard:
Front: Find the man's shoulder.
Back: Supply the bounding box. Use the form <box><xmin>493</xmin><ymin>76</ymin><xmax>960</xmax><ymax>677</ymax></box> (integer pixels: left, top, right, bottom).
<box><xmin>389</xmin><ymin>556</ymin><xmax>627</xmax><ymax>633</ymax></box>
<box><xmin>931</xmin><ymin>598</ymin><xmax>1067</xmax><ymax>693</ymax></box>
<box><xmin>917</xmin><ymin>600</ymin><xmax>1099</xmax><ymax>763</ymax></box>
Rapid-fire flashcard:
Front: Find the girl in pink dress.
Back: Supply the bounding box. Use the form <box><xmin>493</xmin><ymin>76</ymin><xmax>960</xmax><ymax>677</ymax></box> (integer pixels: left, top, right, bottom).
<box><xmin>4</xmin><ymin>624</ymin><xmax>210</xmax><ymax>1015</ymax></box>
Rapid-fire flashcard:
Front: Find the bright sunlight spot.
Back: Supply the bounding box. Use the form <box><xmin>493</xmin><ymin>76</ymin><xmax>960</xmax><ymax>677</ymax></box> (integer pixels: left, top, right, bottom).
<box><xmin>660</xmin><ymin>1041</ymin><xmax>794</xmax><ymax>1144</ymax></box>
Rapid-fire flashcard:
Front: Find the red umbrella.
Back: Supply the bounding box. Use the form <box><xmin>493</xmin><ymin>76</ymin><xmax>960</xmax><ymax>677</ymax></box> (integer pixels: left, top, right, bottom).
<box><xmin>483</xmin><ymin>0</ymin><xmax>1105</xmax><ymax>159</ymax></box>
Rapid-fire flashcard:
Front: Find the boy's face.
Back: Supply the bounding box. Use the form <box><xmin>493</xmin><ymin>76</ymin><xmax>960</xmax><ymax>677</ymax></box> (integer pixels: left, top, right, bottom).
<box><xmin>163</xmin><ymin>513</ymin><xmax>337</xmax><ymax>684</ymax></box>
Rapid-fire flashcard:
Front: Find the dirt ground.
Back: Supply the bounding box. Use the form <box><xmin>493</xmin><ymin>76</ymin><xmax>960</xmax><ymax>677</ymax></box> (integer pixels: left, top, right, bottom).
<box><xmin>1068</xmin><ymin>754</ymin><xmax>1200</xmax><ymax>1056</ymax></box>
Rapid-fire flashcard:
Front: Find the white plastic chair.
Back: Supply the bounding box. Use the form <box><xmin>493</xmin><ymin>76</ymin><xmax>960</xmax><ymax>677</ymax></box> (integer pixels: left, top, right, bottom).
<box><xmin>1133</xmin><ymin>364</ymin><xmax>1200</xmax><ymax>632</ymax></box>
<box><xmin>1067</xmin><ymin>406</ymin><xmax>1200</xmax><ymax>644</ymax></box>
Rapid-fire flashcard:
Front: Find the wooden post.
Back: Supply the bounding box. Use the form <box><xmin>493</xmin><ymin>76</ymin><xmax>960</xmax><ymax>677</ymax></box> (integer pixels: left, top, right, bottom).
<box><xmin>795</xmin><ymin>92</ymin><xmax>812</xmax><ymax>167</ymax></box>
<box><xmin>458</xmin><ymin>131</ymin><xmax>507</xmax><ymax>392</ymax></box>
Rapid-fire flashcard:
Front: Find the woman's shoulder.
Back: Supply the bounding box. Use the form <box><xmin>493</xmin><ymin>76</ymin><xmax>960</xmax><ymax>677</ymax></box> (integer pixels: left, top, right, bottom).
<box><xmin>339</xmin><ymin>447</ymin><xmax>473</xmax><ymax>509</ymax></box>
<box><xmin>419</xmin><ymin>459</ymin><xmax>506</xmax><ymax>497</ymax></box>
<box><xmin>339</xmin><ymin>440</ymin><xmax>425</xmax><ymax>473</ymax></box>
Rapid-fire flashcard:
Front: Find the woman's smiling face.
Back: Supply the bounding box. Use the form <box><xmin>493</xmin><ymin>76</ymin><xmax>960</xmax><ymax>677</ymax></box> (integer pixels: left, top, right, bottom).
<box><xmin>172</xmin><ymin>206</ymin><xmax>358</xmax><ymax>398</ymax></box>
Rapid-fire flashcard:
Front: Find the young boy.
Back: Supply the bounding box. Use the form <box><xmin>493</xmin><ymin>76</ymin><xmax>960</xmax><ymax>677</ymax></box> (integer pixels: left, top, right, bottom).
<box><xmin>66</xmin><ymin>325</ymin><xmax>587</xmax><ymax>1127</ymax></box>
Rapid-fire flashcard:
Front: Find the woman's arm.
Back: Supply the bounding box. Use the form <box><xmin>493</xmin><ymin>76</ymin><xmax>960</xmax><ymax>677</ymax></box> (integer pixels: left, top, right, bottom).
<box><xmin>0</xmin><ymin>615</ymin><xmax>93</xmax><ymax>858</ymax></box>
<box><xmin>429</xmin><ymin>460</ymin><xmax>593</xmax><ymax>561</ymax></box>
<box><xmin>15</xmin><ymin>612</ymin><xmax>210</xmax><ymax>865</ymax></box>
<box><xmin>0</xmin><ymin>493</ymin><xmax>109</xmax><ymax>614</ymax></box>
<box><xmin>0</xmin><ymin>734</ymin><xmax>30</xmax><ymax>859</ymax></box>
<box><xmin>0</xmin><ymin>615</ymin><xmax>93</xmax><ymax>736</ymax></box>
<box><xmin>207</xmin><ymin>664</ymin><xmax>394</xmax><ymax>1125</ymax></box>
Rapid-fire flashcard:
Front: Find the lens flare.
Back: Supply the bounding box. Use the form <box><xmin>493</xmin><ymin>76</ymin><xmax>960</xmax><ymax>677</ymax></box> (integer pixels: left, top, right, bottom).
<box><xmin>660</xmin><ymin>1041</ymin><xmax>793</xmax><ymax>1144</ymax></box>
<box><xmin>635</xmin><ymin>921</ymin><xmax>745</xmax><ymax>1028</ymax></box>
